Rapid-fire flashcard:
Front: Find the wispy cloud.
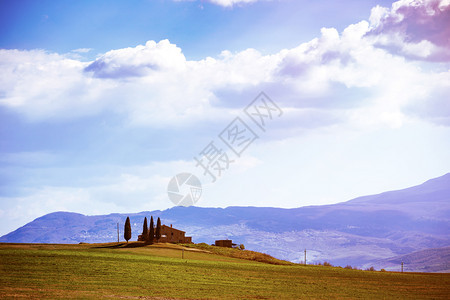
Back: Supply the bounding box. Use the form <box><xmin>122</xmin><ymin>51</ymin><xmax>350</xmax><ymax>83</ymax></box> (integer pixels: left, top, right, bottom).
<box><xmin>72</xmin><ymin>48</ymin><xmax>93</xmax><ymax>54</ymax></box>
<box><xmin>175</xmin><ymin>0</ymin><xmax>262</xmax><ymax>8</ymax></box>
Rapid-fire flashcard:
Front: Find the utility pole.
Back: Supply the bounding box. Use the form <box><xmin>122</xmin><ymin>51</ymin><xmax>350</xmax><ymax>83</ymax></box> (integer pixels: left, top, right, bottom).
<box><xmin>117</xmin><ymin>223</ymin><xmax>119</xmax><ymax>243</ymax></box>
<box><xmin>401</xmin><ymin>261</ymin><xmax>404</xmax><ymax>273</ymax></box>
<box><xmin>304</xmin><ymin>249</ymin><xmax>307</xmax><ymax>265</ymax></box>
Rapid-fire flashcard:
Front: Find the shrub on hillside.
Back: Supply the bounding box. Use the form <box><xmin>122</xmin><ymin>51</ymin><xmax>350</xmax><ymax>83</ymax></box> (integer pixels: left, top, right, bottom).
<box><xmin>323</xmin><ymin>261</ymin><xmax>333</xmax><ymax>267</ymax></box>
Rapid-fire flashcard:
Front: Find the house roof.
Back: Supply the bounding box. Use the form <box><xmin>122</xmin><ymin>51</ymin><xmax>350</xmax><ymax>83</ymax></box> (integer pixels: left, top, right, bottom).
<box><xmin>161</xmin><ymin>224</ymin><xmax>185</xmax><ymax>233</ymax></box>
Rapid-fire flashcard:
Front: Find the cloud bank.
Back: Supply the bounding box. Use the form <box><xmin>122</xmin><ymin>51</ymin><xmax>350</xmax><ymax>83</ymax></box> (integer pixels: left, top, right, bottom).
<box><xmin>1</xmin><ymin>0</ymin><xmax>449</xmax><ymax>128</ymax></box>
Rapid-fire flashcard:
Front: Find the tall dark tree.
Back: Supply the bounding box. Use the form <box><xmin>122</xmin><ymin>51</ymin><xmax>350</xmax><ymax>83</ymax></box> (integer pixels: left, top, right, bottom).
<box><xmin>155</xmin><ymin>217</ymin><xmax>161</xmax><ymax>242</ymax></box>
<box><xmin>149</xmin><ymin>216</ymin><xmax>154</xmax><ymax>244</ymax></box>
<box><xmin>142</xmin><ymin>217</ymin><xmax>148</xmax><ymax>242</ymax></box>
<box><xmin>124</xmin><ymin>217</ymin><xmax>132</xmax><ymax>243</ymax></box>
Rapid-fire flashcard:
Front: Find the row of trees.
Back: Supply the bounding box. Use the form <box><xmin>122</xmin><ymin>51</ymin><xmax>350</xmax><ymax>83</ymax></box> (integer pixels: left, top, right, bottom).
<box><xmin>124</xmin><ymin>216</ymin><xmax>162</xmax><ymax>243</ymax></box>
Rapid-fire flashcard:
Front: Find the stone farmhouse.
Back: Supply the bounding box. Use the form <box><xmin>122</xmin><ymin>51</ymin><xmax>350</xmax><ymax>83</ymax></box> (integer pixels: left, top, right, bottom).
<box><xmin>160</xmin><ymin>224</ymin><xmax>192</xmax><ymax>243</ymax></box>
<box><xmin>138</xmin><ymin>224</ymin><xmax>192</xmax><ymax>243</ymax></box>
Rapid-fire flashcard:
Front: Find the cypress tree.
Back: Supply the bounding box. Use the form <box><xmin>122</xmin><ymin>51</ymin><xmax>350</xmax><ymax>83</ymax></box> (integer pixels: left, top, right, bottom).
<box><xmin>149</xmin><ymin>216</ymin><xmax>154</xmax><ymax>244</ymax></box>
<box><xmin>155</xmin><ymin>217</ymin><xmax>161</xmax><ymax>242</ymax></box>
<box><xmin>124</xmin><ymin>216</ymin><xmax>132</xmax><ymax>243</ymax></box>
<box><xmin>142</xmin><ymin>217</ymin><xmax>148</xmax><ymax>242</ymax></box>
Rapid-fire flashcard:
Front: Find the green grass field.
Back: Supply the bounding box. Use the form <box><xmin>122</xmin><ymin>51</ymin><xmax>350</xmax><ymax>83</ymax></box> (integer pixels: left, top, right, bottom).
<box><xmin>1</xmin><ymin>242</ymin><xmax>449</xmax><ymax>299</ymax></box>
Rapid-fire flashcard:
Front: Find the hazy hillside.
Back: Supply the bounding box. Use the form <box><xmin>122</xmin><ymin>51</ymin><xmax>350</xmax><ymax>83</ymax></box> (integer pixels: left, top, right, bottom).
<box><xmin>1</xmin><ymin>173</ymin><xmax>449</xmax><ymax>271</ymax></box>
<box><xmin>366</xmin><ymin>246</ymin><xmax>450</xmax><ymax>273</ymax></box>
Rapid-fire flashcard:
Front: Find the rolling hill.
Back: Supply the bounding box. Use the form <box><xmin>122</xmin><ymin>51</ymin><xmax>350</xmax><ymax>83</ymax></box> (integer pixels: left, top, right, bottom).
<box><xmin>366</xmin><ymin>246</ymin><xmax>450</xmax><ymax>273</ymax></box>
<box><xmin>2</xmin><ymin>243</ymin><xmax>449</xmax><ymax>299</ymax></box>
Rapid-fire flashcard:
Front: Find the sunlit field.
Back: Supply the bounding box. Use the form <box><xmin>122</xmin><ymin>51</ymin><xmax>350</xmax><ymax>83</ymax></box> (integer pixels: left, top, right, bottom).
<box><xmin>1</xmin><ymin>243</ymin><xmax>449</xmax><ymax>299</ymax></box>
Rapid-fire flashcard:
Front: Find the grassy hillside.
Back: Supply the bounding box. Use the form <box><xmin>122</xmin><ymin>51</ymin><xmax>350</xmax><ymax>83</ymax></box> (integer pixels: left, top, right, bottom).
<box><xmin>1</xmin><ymin>242</ymin><xmax>449</xmax><ymax>299</ymax></box>
<box><xmin>181</xmin><ymin>242</ymin><xmax>293</xmax><ymax>265</ymax></box>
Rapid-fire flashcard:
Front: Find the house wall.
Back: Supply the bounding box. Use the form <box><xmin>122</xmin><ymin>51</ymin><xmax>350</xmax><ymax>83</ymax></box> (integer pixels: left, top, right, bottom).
<box><xmin>160</xmin><ymin>225</ymin><xmax>192</xmax><ymax>243</ymax></box>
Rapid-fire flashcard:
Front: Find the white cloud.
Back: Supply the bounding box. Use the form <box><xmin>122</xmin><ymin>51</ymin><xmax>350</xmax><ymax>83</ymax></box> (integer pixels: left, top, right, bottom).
<box><xmin>84</xmin><ymin>40</ymin><xmax>187</xmax><ymax>78</ymax></box>
<box><xmin>1</xmin><ymin>3</ymin><xmax>449</xmax><ymax>130</ymax></box>
<box><xmin>208</xmin><ymin>0</ymin><xmax>259</xmax><ymax>7</ymax></box>
<box><xmin>0</xmin><ymin>41</ymin><xmax>281</xmax><ymax>127</ymax></box>
<box><xmin>72</xmin><ymin>48</ymin><xmax>92</xmax><ymax>53</ymax></box>
<box><xmin>2</xmin><ymin>15</ymin><xmax>449</xmax><ymax>130</ymax></box>
<box><xmin>367</xmin><ymin>0</ymin><xmax>450</xmax><ymax>61</ymax></box>
<box><xmin>175</xmin><ymin>0</ymin><xmax>261</xmax><ymax>8</ymax></box>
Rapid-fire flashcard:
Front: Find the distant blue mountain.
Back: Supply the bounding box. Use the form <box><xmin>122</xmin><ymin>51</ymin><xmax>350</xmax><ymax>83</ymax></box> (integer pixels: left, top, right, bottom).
<box><xmin>1</xmin><ymin>173</ymin><xmax>449</xmax><ymax>271</ymax></box>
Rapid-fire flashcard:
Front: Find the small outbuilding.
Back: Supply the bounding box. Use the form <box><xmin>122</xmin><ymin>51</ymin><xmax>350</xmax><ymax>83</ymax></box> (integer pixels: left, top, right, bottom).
<box><xmin>215</xmin><ymin>239</ymin><xmax>232</xmax><ymax>248</ymax></box>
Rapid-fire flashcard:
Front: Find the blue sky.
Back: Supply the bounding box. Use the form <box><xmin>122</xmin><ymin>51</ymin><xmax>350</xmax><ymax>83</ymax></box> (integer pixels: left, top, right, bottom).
<box><xmin>0</xmin><ymin>0</ymin><xmax>393</xmax><ymax>58</ymax></box>
<box><xmin>1</xmin><ymin>0</ymin><xmax>450</xmax><ymax>236</ymax></box>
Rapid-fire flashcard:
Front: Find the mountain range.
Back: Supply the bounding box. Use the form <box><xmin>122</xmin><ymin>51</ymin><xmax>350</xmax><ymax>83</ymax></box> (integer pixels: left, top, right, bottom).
<box><xmin>1</xmin><ymin>173</ymin><xmax>449</xmax><ymax>272</ymax></box>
